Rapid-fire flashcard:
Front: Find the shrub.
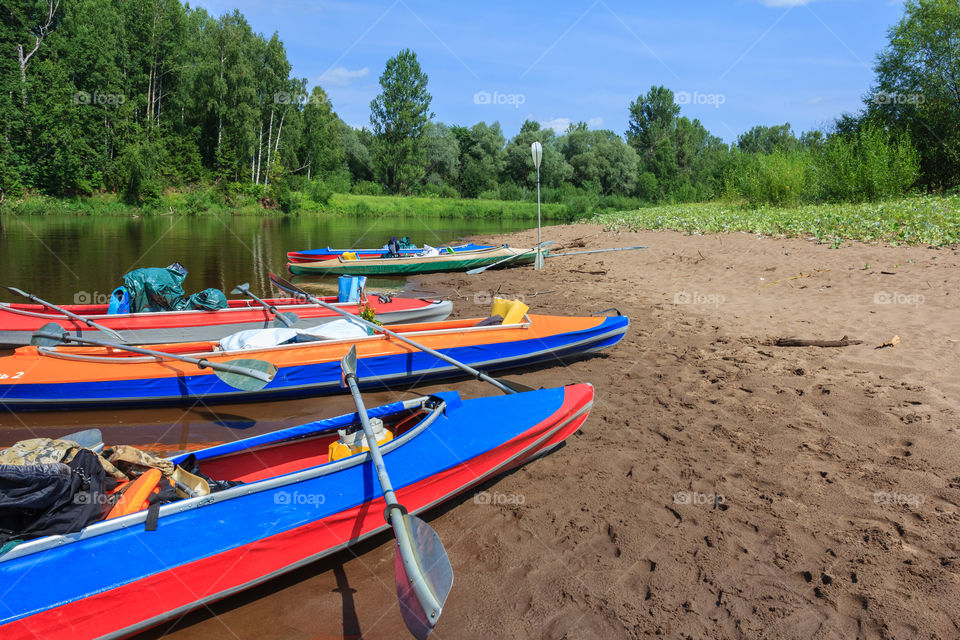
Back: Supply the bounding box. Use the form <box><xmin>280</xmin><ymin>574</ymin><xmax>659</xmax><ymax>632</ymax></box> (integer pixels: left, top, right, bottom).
<box><xmin>724</xmin><ymin>150</ymin><xmax>810</xmax><ymax>207</ymax></box>
<box><xmin>813</xmin><ymin>125</ymin><xmax>919</xmax><ymax>202</ymax></box>
<box><xmin>351</xmin><ymin>180</ymin><xmax>383</xmax><ymax>196</ymax></box>
<box><xmin>308</xmin><ymin>179</ymin><xmax>333</xmax><ymax>205</ymax></box>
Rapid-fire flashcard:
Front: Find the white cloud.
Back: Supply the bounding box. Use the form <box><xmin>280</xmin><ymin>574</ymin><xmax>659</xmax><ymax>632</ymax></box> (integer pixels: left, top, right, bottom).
<box><xmin>587</xmin><ymin>117</ymin><xmax>604</xmax><ymax>128</ymax></box>
<box><xmin>540</xmin><ymin>117</ymin><xmax>572</xmax><ymax>134</ymax></box>
<box><xmin>317</xmin><ymin>66</ymin><xmax>369</xmax><ymax>87</ymax></box>
<box><xmin>758</xmin><ymin>0</ymin><xmax>813</xmax><ymax>6</ymax></box>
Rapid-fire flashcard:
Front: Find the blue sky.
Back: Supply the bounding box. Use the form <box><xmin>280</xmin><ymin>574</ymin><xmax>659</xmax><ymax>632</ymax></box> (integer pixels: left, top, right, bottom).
<box><xmin>191</xmin><ymin>0</ymin><xmax>907</xmax><ymax>142</ymax></box>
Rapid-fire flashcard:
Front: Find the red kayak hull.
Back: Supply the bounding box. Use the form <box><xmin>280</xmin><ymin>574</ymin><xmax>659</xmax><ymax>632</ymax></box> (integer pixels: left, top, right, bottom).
<box><xmin>0</xmin><ymin>296</ymin><xmax>453</xmax><ymax>346</ymax></box>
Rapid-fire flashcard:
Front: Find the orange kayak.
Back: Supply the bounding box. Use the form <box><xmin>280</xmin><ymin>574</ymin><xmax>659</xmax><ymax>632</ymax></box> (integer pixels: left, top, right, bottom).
<box><xmin>0</xmin><ymin>313</ymin><xmax>629</xmax><ymax>410</ymax></box>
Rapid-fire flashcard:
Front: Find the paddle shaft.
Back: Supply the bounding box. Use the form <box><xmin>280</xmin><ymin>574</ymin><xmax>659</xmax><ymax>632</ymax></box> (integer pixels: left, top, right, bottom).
<box><xmin>342</xmin><ymin>370</ymin><xmax>444</xmax><ymax>627</ymax></box>
<box><xmin>234</xmin><ymin>284</ymin><xmax>295</xmax><ymax>327</ymax></box>
<box><xmin>7</xmin><ymin>287</ymin><xmax>126</xmax><ymax>342</ymax></box>
<box><xmin>546</xmin><ymin>245</ymin><xmax>647</xmax><ymax>258</ymax></box>
<box><xmin>465</xmin><ymin>242</ymin><xmax>552</xmax><ymax>275</ymax></box>
<box><xmin>269</xmin><ymin>274</ymin><xmax>517</xmax><ymax>394</ymax></box>
<box><xmin>34</xmin><ymin>330</ymin><xmax>274</xmax><ymax>383</ymax></box>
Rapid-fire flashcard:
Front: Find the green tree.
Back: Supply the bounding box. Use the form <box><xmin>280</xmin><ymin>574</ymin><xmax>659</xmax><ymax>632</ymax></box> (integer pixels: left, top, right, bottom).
<box><xmin>369</xmin><ymin>49</ymin><xmax>432</xmax><ymax>193</ymax></box>
<box><xmin>300</xmin><ymin>86</ymin><xmax>344</xmax><ymax>179</ymax></box>
<box><xmin>452</xmin><ymin>121</ymin><xmax>505</xmax><ymax>198</ymax></box>
<box><xmin>560</xmin><ymin>123</ymin><xmax>638</xmax><ymax>196</ymax></box>
<box><xmin>870</xmin><ymin>0</ymin><xmax>960</xmax><ymax>189</ymax></box>
<box><xmin>736</xmin><ymin>123</ymin><xmax>797</xmax><ymax>154</ymax></box>
<box><xmin>502</xmin><ymin>120</ymin><xmax>572</xmax><ymax>190</ymax></box>
<box><xmin>422</xmin><ymin>122</ymin><xmax>459</xmax><ymax>186</ymax></box>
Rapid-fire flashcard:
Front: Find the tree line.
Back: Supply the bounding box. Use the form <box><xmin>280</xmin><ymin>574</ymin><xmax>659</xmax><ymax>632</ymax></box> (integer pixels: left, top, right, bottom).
<box><xmin>0</xmin><ymin>0</ymin><xmax>955</xmax><ymax>212</ymax></box>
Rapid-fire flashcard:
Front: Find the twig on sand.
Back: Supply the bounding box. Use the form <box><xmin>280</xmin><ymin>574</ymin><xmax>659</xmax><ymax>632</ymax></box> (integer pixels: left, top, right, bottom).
<box><xmin>763</xmin><ymin>269</ymin><xmax>830</xmax><ymax>288</ymax></box>
<box><xmin>774</xmin><ymin>336</ymin><xmax>863</xmax><ymax>347</ymax></box>
<box><xmin>570</xmin><ymin>269</ymin><xmax>607</xmax><ymax>276</ymax></box>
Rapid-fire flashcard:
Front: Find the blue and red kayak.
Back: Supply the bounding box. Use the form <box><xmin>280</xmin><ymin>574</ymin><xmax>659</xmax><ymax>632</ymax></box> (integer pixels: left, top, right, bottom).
<box><xmin>0</xmin><ymin>313</ymin><xmax>628</xmax><ymax>410</ymax></box>
<box><xmin>0</xmin><ymin>384</ymin><xmax>594</xmax><ymax>640</ymax></box>
<box><xmin>287</xmin><ymin>242</ymin><xmax>492</xmax><ymax>263</ymax></box>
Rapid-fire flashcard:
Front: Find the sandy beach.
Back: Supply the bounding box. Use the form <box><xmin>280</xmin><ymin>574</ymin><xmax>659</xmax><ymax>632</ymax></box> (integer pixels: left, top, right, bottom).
<box><xmin>149</xmin><ymin>224</ymin><xmax>960</xmax><ymax>640</ymax></box>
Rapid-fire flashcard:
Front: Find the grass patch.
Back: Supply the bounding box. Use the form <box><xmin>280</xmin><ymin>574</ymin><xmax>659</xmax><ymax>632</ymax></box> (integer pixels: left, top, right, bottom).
<box><xmin>309</xmin><ymin>193</ymin><xmax>572</xmax><ymax>219</ymax></box>
<box><xmin>594</xmin><ymin>195</ymin><xmax>960</xmax><ymax>247</ymax></box>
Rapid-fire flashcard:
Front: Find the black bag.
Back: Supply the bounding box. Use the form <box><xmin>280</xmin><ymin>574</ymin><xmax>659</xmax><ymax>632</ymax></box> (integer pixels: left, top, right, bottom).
<box><xmin>0</xmin><ymin>450</ymin><xmax>112</xmax><ymax>544</ymax></box>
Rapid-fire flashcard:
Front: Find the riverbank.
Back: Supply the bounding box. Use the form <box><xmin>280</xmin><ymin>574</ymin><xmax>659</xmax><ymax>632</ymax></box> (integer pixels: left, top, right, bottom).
<box><xmin>0</xmin><ymin>191</ymin><xmax>575</xmax><ymax>220</ymax></box>
<box><xmin>5</xmin><ymin>193</ymin><xmax>959</xmax><ymax>245</ymax></box>
<box><xmin>153</xmin><ymin>223</ymin><xmax>960</xmax><ymax>639</ymax></box>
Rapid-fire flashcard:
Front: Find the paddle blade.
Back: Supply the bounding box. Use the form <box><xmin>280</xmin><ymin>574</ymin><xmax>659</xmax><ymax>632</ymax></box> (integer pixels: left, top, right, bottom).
<box><xmin>59</xmin><ymin>428</ymin><xmax>104</xmax><ymax>453</ymax></box>
<box><xmin>271</xmin><ymin>312</ymin><xmax>299</xmax><ymax>328</ymax></box>
<box><xmin>395</xmin><ymin>515</ymin><xmax>453</xmax><ymax>640</ymax></box>
<box><xmin>213</xmin><ymin>359</ymin><xmax>278</xmax><ymax>391</ymax></box>
<box><xmin>497</xmin><ymin>377</ymin><xmax>537</xmax><ymax>394</ymax></box>
<box><xmin>30</xmin><ymin>322</ymin><xmax>69</xmax><ymax>347</ymax></box>
<box><xmin>230</xmin><ymin>282</ymin><xmax>251</xmax><ymax>295</ymax></box>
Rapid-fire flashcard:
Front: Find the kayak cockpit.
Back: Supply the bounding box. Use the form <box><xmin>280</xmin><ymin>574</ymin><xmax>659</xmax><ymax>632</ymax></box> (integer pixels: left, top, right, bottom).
<box><xmin>192</xmin><ymin>401</ymin><xmax>438</xmax><ymax>484</ymax></box>
<box><xmin>0</xmin><ymin>393</ymin><xmax>455</xmax><ymax>564</ymax></box>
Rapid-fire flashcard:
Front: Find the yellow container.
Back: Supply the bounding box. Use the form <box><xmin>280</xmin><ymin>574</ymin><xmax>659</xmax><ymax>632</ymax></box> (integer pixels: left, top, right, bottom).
<box><xmin>502</xmin><ymin>300</ymin><xmax>529</xmax><ymax>324</ymax></box>
<box><xmin>328</xmin><ymin>430</ymin><xmax>394</xmax><ymax>462</ymax></box>
<box><xmin>491</xmin><ymin>297</ymin><xmax>511</xmax><ymax>319</ymax></box>
<box><xmin>491</xmin><ymin>297</ymin><xmax>529</xmax><ymax>324</ymax></box>
<box><xmin>341</xmin><ymin>251</ymin><xmax>358</xmax><ymax>261</ymax></box>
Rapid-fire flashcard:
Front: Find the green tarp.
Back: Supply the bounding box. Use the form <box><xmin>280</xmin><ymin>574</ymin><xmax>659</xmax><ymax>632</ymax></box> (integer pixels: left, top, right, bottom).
<box><xmin>121</xmin><ymin>264</ymin><xmax>228</xmax><ymax>313</ymax></box>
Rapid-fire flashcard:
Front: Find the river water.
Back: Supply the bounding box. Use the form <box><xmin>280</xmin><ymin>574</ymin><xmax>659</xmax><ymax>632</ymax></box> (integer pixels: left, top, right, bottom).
<box><xmin>0</xmin><ymin>213</ymin><xmax>537</xmax><ymax>443</ymax></box>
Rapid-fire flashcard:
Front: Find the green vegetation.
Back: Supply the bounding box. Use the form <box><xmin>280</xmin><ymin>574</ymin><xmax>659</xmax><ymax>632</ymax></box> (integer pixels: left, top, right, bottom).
<box><xmin>0</xmin><ymin>0</ymin><xmax>955</xmax><ymax>216</ymax></box>
<box><xmin>594</xmin><ymin>194</ymin><xmax>960</xmax><ymax>247</ymax></box>
<box><xmin>0</xmin><ymin>190</ymin><xmax>575</xmax><ymax>220</ymax></box>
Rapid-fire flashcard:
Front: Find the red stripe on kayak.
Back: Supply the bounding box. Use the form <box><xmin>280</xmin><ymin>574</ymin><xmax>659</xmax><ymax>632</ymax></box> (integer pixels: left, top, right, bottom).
<box><xmin>3</xmin><ymin>385</ymin><xmax>592</xmax><ymax>640</ymax></box>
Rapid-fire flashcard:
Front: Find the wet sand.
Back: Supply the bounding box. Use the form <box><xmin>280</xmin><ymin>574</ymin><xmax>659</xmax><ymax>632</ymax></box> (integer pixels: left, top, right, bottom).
<box><xmin>10</xmin><ymin>223</ymin><xmax>960</xmax><ymax>639</ymax></box>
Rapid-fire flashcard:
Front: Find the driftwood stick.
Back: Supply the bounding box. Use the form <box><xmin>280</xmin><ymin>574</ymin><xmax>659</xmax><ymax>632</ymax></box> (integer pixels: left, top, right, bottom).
<box><xmin>775</xmin><ymin>336</ymin><xmax>863</xmax><ymax>347</ymax></box>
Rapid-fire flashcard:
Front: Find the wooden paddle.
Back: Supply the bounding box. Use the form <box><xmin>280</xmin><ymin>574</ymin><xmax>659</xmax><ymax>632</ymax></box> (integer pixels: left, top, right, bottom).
<box><xmin>269</xmin><ymin>272</ymin><xmax>532</xmax><ymax>395</ymax></box>
<box><xmin>7</xmin><ymin>286</ymin><xmax>126</xmax><ymax>342</ymax></box>
<box><xmin>30</xmin><ymin>323</ymin><xmax>277</xmax><ymax>391</ymax></box>
<box><xmin>340</xmin><ymin>345</ymin><xmax>452</xmax><ymax>639</ymax></box>
<box><xmin>465</xmin><ymin>241</ymin><xmax>554</xmax><ymax>275</ymax></box>
<box><xmin>231</xmin><ymin>282</ymin><xmax>299</xmax><ymax>328</ymax></box>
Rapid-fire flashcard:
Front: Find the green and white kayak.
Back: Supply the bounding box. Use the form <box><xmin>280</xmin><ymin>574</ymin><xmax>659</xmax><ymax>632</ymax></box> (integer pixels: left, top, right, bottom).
<box><xmin>287</xmin><ymin>246</ymin><xmax>543</xmax><ymax>276</ymax></box>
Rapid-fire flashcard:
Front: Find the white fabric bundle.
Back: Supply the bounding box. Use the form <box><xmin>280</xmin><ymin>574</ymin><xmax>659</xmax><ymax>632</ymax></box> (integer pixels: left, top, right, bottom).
<box><xmin>219</xmin><ymin>318</ymin><xmax>368</xmax><ymax>351</ymax></box>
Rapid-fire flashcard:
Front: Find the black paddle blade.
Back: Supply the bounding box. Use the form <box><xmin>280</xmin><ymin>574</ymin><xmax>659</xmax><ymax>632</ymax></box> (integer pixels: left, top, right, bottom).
<box><xmin>30</xmin><ymin>322</ymin><xmax>70</xmax><ymax>347</ymax></box>
<box><xmin>269</xmin><ymin>272</ymin><xmax>303</xmax><ymax>297</ymax></box>
<box><xmin>270</xmin><ymin>312</ymin><xmax>299</xmax><ymax>328</ymax></box>
<box><xmin>230</xmin><ymin>282</ymin><xmax>251</xmax><ymax>295</ymax></box>
<box><xmin>213</xmin><ymin>359</ymin><xmax>278</xmax><ymax>391</ymax></box>
<box><xmin>395</xmin><ymin>515</ymin><xmax>453</xmax><ymax>640</ymax></box>
<box><xmin>497</xmin><ymin>377</ymin><xmax>537</xmax><ymax>393</ymax></box>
